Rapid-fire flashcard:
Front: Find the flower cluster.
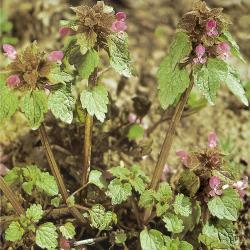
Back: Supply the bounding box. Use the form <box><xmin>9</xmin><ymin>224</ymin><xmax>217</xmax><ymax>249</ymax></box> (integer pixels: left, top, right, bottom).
<box><xmin>2</xmin><ymin>43</ymin><xmax>63</xmax><ymax>90</ymax></box>
<box><xmin>112</xmin><ymin>11</ymin><xmax>127</xmax><ymax>32</ymax></box>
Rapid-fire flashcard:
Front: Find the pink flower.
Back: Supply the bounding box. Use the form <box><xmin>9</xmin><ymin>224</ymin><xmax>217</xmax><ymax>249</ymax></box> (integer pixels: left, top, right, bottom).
<box><xmin>209</xmin><ymin>176</ymin><xmax>223</xmax><ymax>197</ymax></box>
<box><xmin>6</xmin><ymin>74</ymin><xmax>20</xmax><ymax>88</ymax></box>
<box><xmin>176</xmin><ymin>150</ymin><xmax>188</xmax><ymax>166</ymax></box>
<box><xmin>59</xmin><ymin>237</ymin><xmax>70</xmax><ymax>250</ymax></box>
<box><xmin>116</xmin><ymin>12</ymin><xmax>126</xmax><ymax>21</ymax></box>
<box><xmin>48</xmin><ymin>50</ymin><xmax>64</xmax><ymax>62</ymax></box>
<box><xmin>128</xmin><ymin>113</ymin><xmax>137</xmax><ymax>123</ymax></box>
<box><xmin>112</xmin><ymin>20</ymin><xmax>127</xmax><ymax>32</ymax></box>
<box><xmin>233</xmin><ymin>176</ymin><xmax>248</xmax><ymax>198</ymax></box>
<box><xmin>208</xmin><ymin>131</ymin><xmax>217</xmax><ymax>148</ymax></box>
<box><xmin>193</xmin><ymin>44</ymin><xmax>207</xmax><ymax>64</ymax></box>
<box><xmin>161</xmin><ymin>163</ymin><xmax>171</xmax><ymax>181</ymax></box>
<box><xmin>59</xmin><ymin>27</ymin><xmax>72</xmax><ymax>37</ymax></box>
<box><xmin>2</xmin><ymin>44</ymin><xmax>17</xmax><ymax>60</ymax></box>
<box><xmin>206</xmin><ymin>19</ymin><xmax>218</xmax><ymax>37</ymax></box>
<box><xmin>216</xmin><ymin>42</ymin><xmax>231</xmax><ymax>59</ymax></box>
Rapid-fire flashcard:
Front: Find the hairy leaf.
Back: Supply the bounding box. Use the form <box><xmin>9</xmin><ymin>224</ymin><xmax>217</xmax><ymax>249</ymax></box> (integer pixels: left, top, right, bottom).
<box><xmin>89</xmin><ymin>204</ymin><xmax>117</xmax><ymax>230</ymax></box>
<box><xmin>193</xmin><ymin>58</ymin><xmax>228</xmax><ymax>104</ymax></box>
<box><xmin>140</xmin><ymin>229</ymin><xmax>165</xmax><ymax>250</ymax></box>
<box><xmin>36</xmin><ymin>172</ymin><xmax>59</xmax><ymax>196</ymax></box>
<box><xmin>139</xmin><ymin>189</ymin><xmax>155</xmax><ymax>208</ymax></box>
<box><xmin>5</xmin><ymin>221</ymin><xmax>24</xmax><ymax>242</ymax></box>
<box><xmin>47</xmin><ymin>65</ymin><xmax>73</xmax><ymax>84</ymax></box>
<box><xmin>107</xmin><ymin>32</ymin><xmax>133</xmax><ymax>77</ymax></box>
<box><xmin>26</xmin><ymin>204</ymin><xmax>43</xmax><ymax>223</ymax></box>
<box><xmin>208</xmin><ymin>188</ymin><xmax>242</xmax><ymax>221</ymax></box>
<box><xmin>106</xmin><ymin>179</ymin><xmax>132</xmax><ymax>205</ymax></box>
<box><xmin>59</xmin><ymin>222</ymin><xmax>76</xmax><ymax>240</ymax></box>
<box><xmin>76</xmin><ymin>32</ymin><xmax>97</xmax><ymax>55</ymax></box>
<box><xmin>80</xmin><ymin>85</ymin><xmax>109</xmax><ymax>122</ymax></box>
<box><xmin>21</xmin><ymin>90</ymin><xmax>48</xmax><ymax>129</ymax></box>
<box><xmin>89</xmin><ymin>170</ymin><xmax>108</xmax><ymax>190</ymax></box>
<box><xmin>0</xmin><ymin>85</ymin><xmax>18</xmax><ymax>122</ymax></box>
<box><xmin>48</xmin><ymin>85</ymin><xmax>75</xmax><ymax>124</ymax></box>
<box><xmin>77</xmin><ymin>49</ymin><xmax>99</xmax><ymax>79</ymax></box>
<box><xmin>173</xmin><ymin>194</ymin><xmax>192</xmax><ymax>217</ymax></box>
<box><xmin>163</xmin><ymin>213</ymin><xmax>184</xmax><ymax>233</ymax></box>
<box><xmin>225</xmin><ymin>66</ymin><xmax>248</xmax><ymax>106</ymax></box>
<box><xmin>157</xmin><ymin>32</ymin><xmax>192</xmax><ymax>109</ymax></box>
<box><xmin>36</xmin><ymin>222</ymin><xmax>58</xmax><ymax>250</ymax></box>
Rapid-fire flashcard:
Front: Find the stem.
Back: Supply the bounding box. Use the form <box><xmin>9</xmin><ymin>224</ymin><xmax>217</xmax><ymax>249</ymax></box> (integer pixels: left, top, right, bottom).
<box><xmin>38</xmin><ymin>123</ymin><xmax>85</xmax><ymax>224</ymax></box>
<box><xmin>74</xmin><ymin>236</ymin><xmax>108</xmax><ymax>247</ymax></box>
<box><xmin>0</xmin><ymin>176</ymin><xmax>24</xmax><ymax>215</ymax></box>
<box><xmin>82</xmin><ymin>68</ymin><xmax>98</xmax><ymax>186</ymax></box>
<box><xmin>143</xmin><ymin>76</ymin><xmax>194</xmax><ymax>223</ymax></box>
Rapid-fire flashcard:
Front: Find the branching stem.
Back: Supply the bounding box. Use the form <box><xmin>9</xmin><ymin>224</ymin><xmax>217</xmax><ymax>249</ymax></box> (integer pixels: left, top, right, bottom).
<box><xmin>82</xmin><ymin>68</ymin><xmax>98</xmax><ymax>186</ymax></box>
<box><xmin>0</xmin><ymin>176</ymin><xmax>24</xmax><ymax>215</ymax></box>
<box><xmin>38</xmin><ymin>123</ymin><xmax>85</xmax><ymax>224</ymax></box>
<box><xmin>143</xmin><ymin>75</ymin><xmax>194</xmax><ymax>223</ymax></box>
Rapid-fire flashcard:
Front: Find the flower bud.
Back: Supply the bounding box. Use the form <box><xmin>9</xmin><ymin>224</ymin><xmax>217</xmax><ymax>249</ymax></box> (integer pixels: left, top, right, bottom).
<box><xmin>176</xmin><ymin>150</ymin><xmax>188</xmax><ymax>166</ymax></box>
<box><xmin>6</xmin><ymin>74</ymin><xmax>20</xmax><ymax>88</ymax></box>
<box><xmin>209</xmin><ymin>176</ymin><xmax>220</xmax><ymax>189</ymax></box>
<box><xmin>208</xmin><ymin>131</ymin><xmax>217</xmax><ymax>148</ymax></box>
<box><xmin>116</xmin><ymin>12</ymin><xmax>126</xmax><ymax>21</ymax></box>
<box><xmin>216</xmin><ymin>42</ymin><xmax>231</xmax><ymax>59</ymax></box>
<box><xmin>59</xmin><ymin>27</ymin><xmax>72</xmax><ymax>37</ymax></box>
<box><xmin>112</xmin><ymin>21</ymin><xmax>127</xmax><ymax>32</ymax></box>
<box><xmin>3</xmin><ymin>44</ymin><xmax>17</xmax><ymax>60</ymax></box>
<box><xmin>48</xmin><ymin>50</ymin><xmax>64</xmax><ymax>62</ymax></box>
<box><xmin>206</xmin><ymin>19</ymin><xmax>218</xmax><ymax>37</ymax></box>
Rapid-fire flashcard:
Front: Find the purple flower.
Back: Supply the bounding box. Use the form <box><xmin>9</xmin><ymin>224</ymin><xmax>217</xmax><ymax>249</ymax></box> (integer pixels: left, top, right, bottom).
<box><xmin>233</xmin><ymin>176</ymin><xmax>248</xmax><ymax>198</ymax></box>
<box><xmin>48</xmin><ymin>50</ymin><xmax>64</xmax><ymax>62</ymax></box>
<box><xmin>116</xmin><ymin>12</ymin><xmax>126</xmax><ymax>21</ymax></box>
<box><xmin>2</xmin><ymin>44</ymin><xmax>17</xmax><ymax>60</ymax></box>
<box><xmin>193</xmin><ymin>44</ymin><xmax>207</xmax><ymax>64</ymax></box>
<box><xmin>176</xmin><ymin>150</ymin><xmax>188</xmax><ymax>166</ymax></box>
<box><xmin>112</xmin><ymin>20</ymin><xmax>127</xmax><ymax>32</ymax></box>
<box><xmin>6</xmin><ymin>74</ymin><xmax>20</xmax><ymax>88</ymax></box>
<box><xmin>216</xmin><ymin>42</ymin><xmax>231</xmax><ymax>59</ymax></box>
<box><xmin>208</xmin><ymin>131</ymin><xmax>217</xmax><ymax>148</ymax></box>
<box><xmin>128</xmin><ymin>113</ymin><xmax>137</xmax><ymax>123</ymax></box>
<box><xmin>59</xmin><ymin>27</ymin><xmax>72</xmax><ymax>37</ymax></box>
<box><xmin>209</xmin><ymin>176</ymin><xmax>223</xmax><ymax>197</ymax></box>
<box><xmin>206</xmin><ymin>19</ymin><xmax>218</xmax><ymax>37</ymax></box>
<box><xmin>161</xmin><ymin>164</ymin><xmax>170</xmax><ymax>181</ymax></box>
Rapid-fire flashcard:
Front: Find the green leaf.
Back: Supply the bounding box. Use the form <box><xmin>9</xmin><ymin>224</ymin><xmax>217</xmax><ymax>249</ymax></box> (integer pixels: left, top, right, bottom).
<box><xmin>77</xmin><ymin>49</ymin><xmax>99</xmax><ymax>79</ymax></box>
<box><xmin>107</xmin><ymin>32</ymin><xmax>133</xmax><ymax>77</ymax></box>
<box><xmin>5</xmin><ymin>221</ymin><xmax>25</xmax><ymax>242</ymax></box>
<box><xmin>127</xmin><ymin>124</ymin><xmax>144</xmax><ymax>141</ymax></box>
<box><xmin>221</xmin><ymin>31</ymin><xmax>245</xmax><ymax>62</ymax></box>
<box><xmin>173</xmin><ymin>194</ymin><xmax>191</xmax><ymax>217</ymax></box>
<box><xmin>80</xmin><ymin>85</ymin><xmax>109</xmax><ymax>122</ymax></box>
<box><xmin>199</xmin><ymin>220</ymin><xmax>237</xmax><ymax>249</ymax></box>
<box><xmin>193</xmin><ymin>58</ymin><xmax>228</xmax><ymax>105</ymax></box>
<box><xmin>47</xmin><ymin>65</ymin><xmax>73</xmax><ymax>84</ymax></box>
<box><xmin>115</xmin><ymin>231</ymin><xmax>127</xmax><ymax>244</ymax></box>
<box><xmin>225</xmin><ymin>66</ymin><xmax>248</xmax><ymax>106</ymax></box>
<box><xmin>0</xmin><ymin>85</ymin><xmax>19</xmax><ymax>122</ymax></box>
<box><xmin>36</xmin><ymin>172</ymin><xmax>59</xmax><ymax>196</ymax></box>
<box><xmin>130</xmin><ymin>176</ymin><xmax>146</xmax><ymax>194</ymax></box>
<box><xmin>140</xmin><ymin>229</ymin><xmax>165</xmax><ymax>250</ymax></box>
<box><xmin>158</xmin><ymin>59</ymin><xmax>189</xmax><ymax>109</ymax></box>
<box><xmin>156</xmin><ymin>202</ymin><xmax>169</xmax><ymax>217</ymax></box>
<box><xmin>163</xmin><ymin>213</ymin><xmax>184</xmax><ymax>233</ymax></box>
<box><xmin>106</xmin><ymin>179</ymin><xmax>132</xmax><ymax>205</ymax></box>
<box><xmin>108</xmin><ymin>166</ymin><xmax>131</xmax><ymax>179</ymax></box>
<box><xmin>4</xmin><ymin>167</ymin><xmax>21</xmax><ymax>185</ymax></box>
<box><xmin>76</xmin><ymin>32</ymin><xmax>97</xmax><ymax>55</ymax></box>
<box><xmin>157</xmin><ymin>32</ymin><xmax>192</xmax><ymax>109</ymax></box>
<box><xmin>89</xmin><ymin>170</ymin><xmax>108</xmax><ymax>190</ymax></box>
<box><xmin>155</xmin><ymin>182</ymin><xmax>173</xmax><ymax>203</ymax></box>
<box><xmin>48</xmin><ymin>85</ymin><xmax>75</xmax><ymax>124</ymax></box>
<box><xmin>36</xmin><ymin>222</ymin><xmax>58</xmax><ymax>250</ymax></box>
<box><xmin>21</xmin><ymin>90</ymin><xmax>48</xmax><ymax>129</ymax></box>
<box><xmin>208</xmin><ymin>188</ymin><xmax>242</xmax><ymax>221</ymax></box>
<box><xmin>178</xmin><ymin>170</ymin><xmax>200</xmax><ymax>197</ymax></box>
<box><xmin>50</xmin><ymin>196</ymin><xmax>61</xmax><ymax>207</ymax></box>
<box><xmin>164</xmin><ymin>236</ymin><xmax>193</xmax><ymax>250</ymax></box>
<box><xmin>89</xmin><ymin>204</ymin><xmax>117</xmax><ymax>230</ymax></box>
<box><xmin>26</xmin><ymin>204</ymin><xmax>43</xmax><ymax>223</ymax></box>
<box><xmin>59</xmin><ymin>222</ymin><xmax>76</xmax><ymax>240</ymax></box>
